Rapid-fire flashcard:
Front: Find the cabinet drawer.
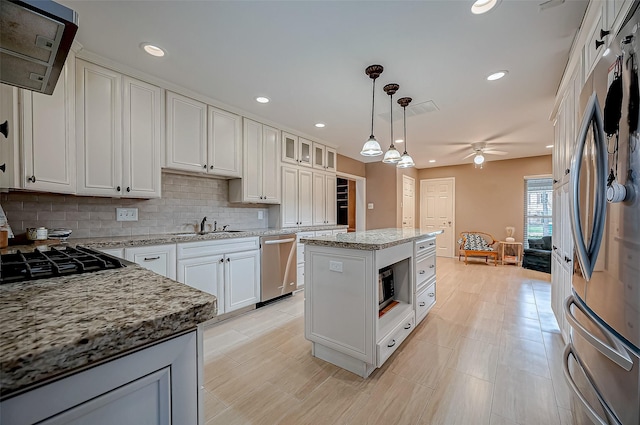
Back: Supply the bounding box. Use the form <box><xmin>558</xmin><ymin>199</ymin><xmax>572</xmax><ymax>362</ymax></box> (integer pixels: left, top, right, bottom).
<box><xmin>415</xmin><ymin>237</ymin><xmax>436</xmax><ymax>256</ymax></box>
<box><xmin>177</xmin><ymin>237</ymin><xmax>259</xmax><ymax>259</ymax></box>
<box><xmin>125</xmin><ymin>244</ymin><xmax>177</xmax><ymax>280</ymax></box>
<box><xmin>314</xmin><ymin>230</ymin><xmax>333</xmax><ymax>237</ymax></box>
<box><xmin>416</xmin><ymin>282</ymin><xmax>436</xmax><ymax>325</ymax></box>
<box><xmin>297</xmin><ymin>231</ymin><xmax>315</xmax><ymax>243</ymax></box>
<box><xmin>377</xmin><ymin>311</ymin><xmax>415</xmax><ymax>367</ymax></box>
<box><xmin>416</xmin><ymin>252</ymin><xmax>436</xmax><ymax>285</ymax></box>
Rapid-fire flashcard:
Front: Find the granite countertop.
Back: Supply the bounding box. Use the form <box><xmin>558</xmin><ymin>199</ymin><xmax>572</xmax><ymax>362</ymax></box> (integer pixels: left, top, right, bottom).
<box><xmin>67</xmin><ymin>225</ymin><xmax>347</xmax><ymax>250</ymax></box>
<box><xmin>0</xmin><ymin>263</ymin><xmax>217</xmax><ymax>398</ymax></box>
<box><xmin>300</xmin><ymin>228</ymin><xmax>444</xmax><ymax>250</ymax></box>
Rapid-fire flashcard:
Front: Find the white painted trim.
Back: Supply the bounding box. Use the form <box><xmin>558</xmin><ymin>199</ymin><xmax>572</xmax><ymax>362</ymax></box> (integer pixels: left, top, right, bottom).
<box><xmin>336</xmin><ymin>172</ymin><xmax>366</xmax><ymax>231</ymax></box>
<box><xmin>524</xmin><ymin>174</ymin><xmax>553</xmax><ymax>179</ymax></box>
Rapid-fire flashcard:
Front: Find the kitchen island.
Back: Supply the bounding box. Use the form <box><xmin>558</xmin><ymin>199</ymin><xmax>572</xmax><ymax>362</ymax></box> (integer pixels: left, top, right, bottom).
<box><xmin>0</xmin><ymin>246</ymin><xmax>217</xmax><ymax>425</ymax></box>
<box><xmin>301</xmin><ymin>228</ymin><xmax>442</xmax><ymax>377</ymax></box>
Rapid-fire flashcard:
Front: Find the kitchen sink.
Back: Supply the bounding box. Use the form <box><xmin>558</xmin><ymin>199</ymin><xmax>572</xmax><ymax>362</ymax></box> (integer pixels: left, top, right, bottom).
<box><xmin>171</xmin><ymin>230</ymin><xmax>246</xmax><ymax>237</ymax></box>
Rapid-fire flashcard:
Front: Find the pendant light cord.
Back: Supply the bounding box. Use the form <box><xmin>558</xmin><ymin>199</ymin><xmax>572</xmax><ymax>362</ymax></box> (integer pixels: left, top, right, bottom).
<box><xmin>389</xmin><ymin>93</ymin><xmax>394</xmax><ymax>147</ymax></box>
<box><xmin>403</xmin><ymin>106</ymin><xmax>408</xmax><ymax>154</ymax></box>
<box><xmin>370</xmin><ymin>78</ymin><xmax>376</xmax><ymax>138</ymax></box>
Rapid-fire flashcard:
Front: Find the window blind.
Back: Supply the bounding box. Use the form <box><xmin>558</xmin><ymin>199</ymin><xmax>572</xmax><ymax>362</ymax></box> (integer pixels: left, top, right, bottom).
<box><xmin>523</xmin><ymin>177</ymin><xmax>553</xmax><ymax>248</ymax></box>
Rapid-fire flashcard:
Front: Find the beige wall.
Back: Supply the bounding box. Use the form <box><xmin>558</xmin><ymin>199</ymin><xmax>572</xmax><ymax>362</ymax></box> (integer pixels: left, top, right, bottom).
<box><xmin>337</xmin><ymin>154</ymin><xmax>366</xmax><ymax>177</ymax></box>
<box><xmin>417</xmin><ymin>155</ymin><xmax>551</xmax><ymax>243</ymax></box>
<box><xmin>365</xmin><ymin>161</ymin><xmax>397</xmax><ymax>229</ymax></box>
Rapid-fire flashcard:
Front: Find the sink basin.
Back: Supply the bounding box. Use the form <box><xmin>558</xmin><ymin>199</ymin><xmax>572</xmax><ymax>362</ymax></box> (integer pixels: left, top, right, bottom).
<box><xmin>171</xmin><ymin>230</ymin><xmax>246</xmax><ymax>237</ymax></box>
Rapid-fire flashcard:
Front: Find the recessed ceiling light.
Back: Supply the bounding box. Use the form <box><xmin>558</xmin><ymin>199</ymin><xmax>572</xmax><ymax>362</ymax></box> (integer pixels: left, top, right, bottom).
<box><xmin>395</xmin><ymin>139</ymin><xmax>404</xmax><ymax>144</ymax></box>
<box><xmin>315</xmin><ymin>123</ymin><xmax>325</xmax><ymax>128</ymax></box>
<box><xmin>471</xmin><ymin>0</ymin><xmax>500</xmax><ymax>14</ymax></box>
<box><xmin>141</xmin><ymin>43</ymin><xmax>165</xmax><ymax>57</ymax></box>
<box><xmin>429</xmin><ymin>159</ymin><xmax>436</xmax><ymax>163</ymax></box>
<box><xmin>487</xmin><ymin>70</ymin><xmax>508</xmax><ymax>81</ymax></box>
<box><xmin>256</xmin><ymin>97</ymin><xmax>270</xmax><ymax>104</ymax></box>
<box><xmin>546</xmin><ymin>144</ymin><xmax>554</xmax><ymax>148</ymax></box>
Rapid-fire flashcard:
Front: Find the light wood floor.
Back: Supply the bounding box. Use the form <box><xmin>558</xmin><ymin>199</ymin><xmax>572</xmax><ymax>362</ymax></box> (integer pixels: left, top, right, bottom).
<box><xmin>202</xmin><ymin>257</ymin><xmax>591</xmax><ymax>425</ymax></box>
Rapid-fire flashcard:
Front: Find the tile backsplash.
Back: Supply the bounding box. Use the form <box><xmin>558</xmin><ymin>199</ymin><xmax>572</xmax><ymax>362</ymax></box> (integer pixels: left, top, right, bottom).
<box><xmin>0</xmin><ymin>172</ymin><xmax>268</xmax><ymax>239</ymax></box>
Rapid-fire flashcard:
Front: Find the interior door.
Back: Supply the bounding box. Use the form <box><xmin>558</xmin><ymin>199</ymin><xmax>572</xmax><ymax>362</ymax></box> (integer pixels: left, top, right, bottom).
<box><xmin>402</xmin><ymin>175</ymin><xmax>415</xmax><ymax>228</ymax></box>
<box><xmin>420</xmin><ymin>178</ymin><xmax>455</xmax><ymax>257</ymax></box>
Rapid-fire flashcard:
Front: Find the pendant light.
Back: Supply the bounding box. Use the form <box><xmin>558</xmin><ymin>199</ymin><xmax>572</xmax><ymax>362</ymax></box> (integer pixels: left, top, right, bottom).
<box><xmin>360</xmin><ymin>65</ymin><xmax>384</xmax><ymax>156</ymax></box>
<box><xmin>396</xmin><ymin>97</ymin><xmax>415</xmax><ymax>168</ymax></box>
<box><xmin>382</xmin><ymin>83</ymin><xmax>401</xmax><ymax>163</ymax></box>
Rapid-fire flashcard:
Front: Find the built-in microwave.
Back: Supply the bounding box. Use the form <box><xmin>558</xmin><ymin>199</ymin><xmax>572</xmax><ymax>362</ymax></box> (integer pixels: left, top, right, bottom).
<box><xmin>378</xmin><ymin>265</ymin><xmax>395</xmax><ymax>310</ymax></box>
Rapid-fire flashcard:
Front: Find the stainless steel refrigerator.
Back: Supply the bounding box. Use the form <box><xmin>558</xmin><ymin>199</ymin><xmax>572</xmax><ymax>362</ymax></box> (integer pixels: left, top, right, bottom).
<box><xmin>565</xmin><ymin>3</ymin><xmax>640</xmax><ymax>424</ymax></box>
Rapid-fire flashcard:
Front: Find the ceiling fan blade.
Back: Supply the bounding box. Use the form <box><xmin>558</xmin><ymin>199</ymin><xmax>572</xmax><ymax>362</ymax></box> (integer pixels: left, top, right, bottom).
<box><xmin>484</xmin><ymin>149</ymin><xmax>508</xmax><ymax>155</ymax></box>
<box><xmin>462</xmin><ymin>152</ymin><xmax>476</xmax><ymax>159</ymax></box>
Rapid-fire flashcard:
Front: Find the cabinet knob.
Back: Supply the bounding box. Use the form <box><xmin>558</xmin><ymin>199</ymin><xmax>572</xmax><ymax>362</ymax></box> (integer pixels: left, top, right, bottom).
<box><xmin>220</xmin><ymin>258</ymin><xmax>224</xmax><ymax>263</ymax></box>
<box><xmin>0</xmin><ymin>120</ymin><xmax>8</xmax><ymax>138</ymax></box>
<box><xmin>227</xmin><ymin>257</ymin><xmax>230</xmax><ymax>262</ymax></box>
<box><xmin>203</xmin><ymin>164</ymin><xmax>207</xmax><ymax>169</ymax></box>
<box><xmin>27</xmin><ymin>175</ymin><xmax>36</xmax><ymax>183</ymax></box>
<box><xmin>565</xmin><ymin>256</ymin><xmax>572</xmax><ymax>263</ymax></box>
<box><xmin>553</xmin><ymin>179</ymin><xmax>559</xmax><ymax>184</ymax></box>
<box><xmin>210</xmin><ymin>165</ymin><xmax>214</xmax><ymax>169</ymax></box>
<box><xmin>387</xmin><ymin>339</ymin><xmax>396</xmax><ymax>348</ymax></box>
<box><xmin>126</xmin><ymin>187</ymin><xmax>131</xmax><ymax>192</ymax></box>
<box><xmin>116</xmin><ymin>186</ymin><xmax>121</xmax><ymax>192</ymax></box>
<box><xmin>419</xmin><ymin>302</ymin><xmax>426</xmax><ymax>307</ymax></box>
<box><xmin>0</xmin><ymin>164</ymin><xmax>5</xmax><ymax>173</ymax></box>
<box><xmin>565</xmin><ymin>168</ymin><xmax>570</xmax><ymax>175</ymax></box>
<box><xmin>553</xmin><ymin>245</ymin><xmax>557</xmax><ymax>250</ymax></box>
<box><xmin>600</xmin><ymin>29</ymin><xmax>611</xmax><ymax>38</ymax></box>
<box><xmin>419</xmin><ymin>246</ymin><xmax>425</xmax><ymax>249</ymax></box>
<box><xmin>595</xmin><ymin>39</ymin><xmax>605</xmax><ymax>50</ymax></box>
<box><xmin>429</xmin><ymin>265</ymin><xmax>435</xmax><ymax>269</ymax></box>
<box><xmin>419</xmin><ymin>270</ymin><xmax>426</xmax><ymax>275</ymax></box>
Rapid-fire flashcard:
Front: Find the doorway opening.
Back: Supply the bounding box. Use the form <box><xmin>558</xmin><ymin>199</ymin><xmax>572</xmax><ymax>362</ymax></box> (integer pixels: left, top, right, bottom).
<box><xmin>336</xmin><ymin>172</ymin><xmax>366</xmax><ymax>232</ymax></box>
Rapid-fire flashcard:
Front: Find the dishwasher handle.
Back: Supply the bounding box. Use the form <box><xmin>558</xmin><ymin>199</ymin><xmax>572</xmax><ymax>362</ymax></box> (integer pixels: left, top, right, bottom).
<box><xmin>263</xmin><ymin>238</ymin><xmax>296</xmax><ymax>245</ymax></box>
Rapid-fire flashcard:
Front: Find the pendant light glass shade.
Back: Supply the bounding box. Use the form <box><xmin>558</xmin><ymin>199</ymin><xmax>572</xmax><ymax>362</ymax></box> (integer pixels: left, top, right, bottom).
<box><xmin>396</xmin><ymin>97</ymin><xmax>414</xmax><ymax>169</ymax></box>
<box><xmin>474</xmin><ymin>153</ymin><xmax>485</xmax><ymax>164</ymax></box>
<box><xmin>361</xmin><ymin>65</ymin><xmax>384</xmax><ymax>157</ymax></box>
<box><xmin>382</xmin><ymin>83</ymin><xmax>401</xmax><ymax>163</ymax></box>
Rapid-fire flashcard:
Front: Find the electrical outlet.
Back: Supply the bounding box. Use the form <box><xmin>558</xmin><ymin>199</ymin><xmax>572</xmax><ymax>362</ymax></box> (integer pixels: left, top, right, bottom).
<box><xmin>116</xmin><ymin>208</ymin><xmax>138</xmax><ymax>222</ymax></box>
<box><xmin>329</xmin><ymin>261</ymin><xmax>343</xmax><ymax>273</ymax></box>
<box><xmin>368</xmin><ymin>203</ymin><xmax>374</xmax><ymax>210</ymax></box>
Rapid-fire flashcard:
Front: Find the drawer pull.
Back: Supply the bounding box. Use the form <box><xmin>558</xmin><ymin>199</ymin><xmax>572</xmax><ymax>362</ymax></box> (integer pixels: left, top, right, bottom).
<box><xmin>404</xmin><ymin>323</ymin><xmax>412</xmax><ymax>330</ymax></box>
<box><xmin>419</xmin><ymin>246</ymin><xmax>425</xmax><ymax>249</ymax></box>
<box><xmin>387</xmin><ymin>339</ymin><xmax>396</xmax><ymax>348</ymax></box>
<box><xmin>429</xmin><ymin>242</ymin><xmax>435</xmax><ymax>246</ymax></box>
<box><xmin>428</xmin><ymin>293</ymin><xmax>435</xmax><ymax>297</ymax></box>
<box><xmin>419</xmin><ymin>302</ymin><xmax>426</xmax><ymax>307</ymax></box>
<box><xmin>419</xmin><ymin>270</ymin><xmax>425</xmax><ymax>275</ymax></box>
<box><xmin>144</xmin><ymin>256</ymin><xmax>160</xmax><ymax>261</ymax></box>
<box><xmin>429</xmin><ymin>265</ymin><xmax>435</xmax><ymax>268</ymax></box>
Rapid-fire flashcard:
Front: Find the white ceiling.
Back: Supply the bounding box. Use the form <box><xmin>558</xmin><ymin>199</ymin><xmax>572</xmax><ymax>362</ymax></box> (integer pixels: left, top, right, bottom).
<box><xmin>59</xmin><ymin>0</ymin><xmax>589</xmax><ymax>168</ymax></box>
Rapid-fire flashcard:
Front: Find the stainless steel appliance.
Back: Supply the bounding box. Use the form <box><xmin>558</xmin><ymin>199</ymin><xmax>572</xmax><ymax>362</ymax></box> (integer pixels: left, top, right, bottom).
<box><xmin>565</xmin><ymin>4</ymin><xmax>640</xmax><ymax>424</ymax></box>
<box><xmin>0</xmin><ymin>246</ymin><xmax>126</xmax><ymax>284</ymax></box>
<box><xmin>0</xmin><ymin>0</ymin><xmax>78</xmax><ymax>95</ymax></box>
<box><xmin>260</xmin><ymin>235</ymin><xmax>297</xmax><ymax>302</ymax></box>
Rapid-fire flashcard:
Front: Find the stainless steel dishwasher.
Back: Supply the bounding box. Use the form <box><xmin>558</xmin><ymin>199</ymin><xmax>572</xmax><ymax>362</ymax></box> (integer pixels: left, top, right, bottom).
<box><xmin>260</xmin><ymin>235</ymin><xmax>297</xmax><ymax>302</ymax></box>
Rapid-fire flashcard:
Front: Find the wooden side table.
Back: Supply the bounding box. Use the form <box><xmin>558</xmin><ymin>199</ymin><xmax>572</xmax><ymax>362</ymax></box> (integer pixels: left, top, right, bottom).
<box><xmin>500</xmin><ymin>241</ymin><xmax>523</xmax><ymax>266</ymax></box>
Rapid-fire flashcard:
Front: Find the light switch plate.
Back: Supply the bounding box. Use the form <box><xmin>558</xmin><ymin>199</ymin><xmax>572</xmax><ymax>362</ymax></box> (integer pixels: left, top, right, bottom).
<box><xmin>368</xmin><ymin>203</ymin><xmax>374</xmax><ymax>210</ymax></box>
<box><xmin>329</xmin><ymin>261</ymin><xmax>343</xmax><ymax>272</ymax></box>
<box><xmin>116</xmin><ymin>208</ymin><xmax>138</xmax><ymax>222</ymax></box>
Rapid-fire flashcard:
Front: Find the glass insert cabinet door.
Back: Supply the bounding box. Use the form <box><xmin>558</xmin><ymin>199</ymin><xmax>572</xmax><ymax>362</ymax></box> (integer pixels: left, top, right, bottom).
<box><xmin>313</xmin><ymin>142</ymin><xmax>326</xmax><ymax>169</ymax></box>
<box><xmin>299</xmin><ymin>138</ymin><xmax>312</xmax><ymax>167</ymax></box>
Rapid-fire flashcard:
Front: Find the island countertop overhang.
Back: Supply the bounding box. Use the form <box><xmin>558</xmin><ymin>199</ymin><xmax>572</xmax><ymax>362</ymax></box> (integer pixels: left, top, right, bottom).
<box><xmin>300</xmin><ymin>228</ymin><xmax>444</xmax><ymax>250</ymax></box>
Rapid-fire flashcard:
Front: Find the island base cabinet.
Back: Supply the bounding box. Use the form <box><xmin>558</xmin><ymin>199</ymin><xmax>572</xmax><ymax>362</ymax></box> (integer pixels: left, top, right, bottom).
<box><xmin>415</xmin><ymin>280</ymin><xmax>436</xmax><ymax>325</ymax></box>
<box><xmin>1</xmin><ymin>331</ymin><xmax>200</xmax><ymax>425</ymax></box>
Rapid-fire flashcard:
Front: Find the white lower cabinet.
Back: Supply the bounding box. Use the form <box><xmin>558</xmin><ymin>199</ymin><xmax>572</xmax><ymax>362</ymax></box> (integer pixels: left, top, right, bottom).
<box><xmin>124</xmin><ymin>244</ymin><xmax>177</xmax><ymax>280</ymax></box>
<box><xmin>177</xmin><ymin>237</ymin><xmax>260</xmax><ymax>314</ymax></box>
<box><xmin>98</xmin><ymin>248</ymin><xmax>124</xmax><ymax>259</ymax></box>
<box><xmin>414</xmin><ymin>236</ymin><xmax>437</xmax><ymax>325</ymax></box>
<box><xmin>1</xmin><ymin>331</ymin><xmax>200</xmax><ymax>425</ymax></box>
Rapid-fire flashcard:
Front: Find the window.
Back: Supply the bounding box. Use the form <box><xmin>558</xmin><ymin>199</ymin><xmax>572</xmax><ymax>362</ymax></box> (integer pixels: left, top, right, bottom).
<box><xmin>524</xmin><ymin>177</ymin><xmax>553</xmax><ymax>247</ymax></box>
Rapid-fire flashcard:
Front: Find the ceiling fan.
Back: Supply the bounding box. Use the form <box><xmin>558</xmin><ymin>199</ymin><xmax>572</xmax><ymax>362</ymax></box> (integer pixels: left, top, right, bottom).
<box><xmin>462</xmin><ymin>142</ymin><xmax>508</xmax><ymax>164</ymax></box>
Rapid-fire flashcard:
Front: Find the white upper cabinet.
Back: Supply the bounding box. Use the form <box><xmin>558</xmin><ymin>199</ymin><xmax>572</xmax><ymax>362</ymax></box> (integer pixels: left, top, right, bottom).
<box><xmin>208</xmin><ymin>106</ymin><xmax>242</xmax><ymax>177</ymax></box>
<box><xmin>76</xmin><ymin>60</ymin><xmax>123</xmax><ymax>197</ymax></box>
<box><xmin>76</xmin><ymin>60</ymin><xmax>161</xmax><ymax>198</ymax></box>
<box><xmin>22</xmin><ymin>58</ymin><xmax>76</xmax><ymax>194</ymax></box>
<box><xmin>122</xmin><ymin>77</ymin><xmax>162</xmax><ymax>197</ymax></box>
<box><xmin>282</xmin><ymin>132</ymin><xmax>312</xmax><ymax>167</ymax></box>
<box><xmin>165</xmin><ymin>91</ymin><xmax>207</xmax><ymax>173</ymax></box>
<box><xmin>325</xmin><ymin>173</ymin><xmax>337</xmax><ymax>225</ymax></box>
<box><xmin>312</xmin><ymin>171</ymin><xmax>336</xmax><ymax>225</ymax></box>
<box><xmin>165</xmin><ymin>92</ymin><xmax>241</xmax><ymax>178</ymax></box>
<box><xmin>325</xmin><ymin>146</ymin><xmax>337</xmax><ymax>173</ymax></box>
<box><xmin>281</xmin><ymin>166</ymin><xmax>313</xmax><ymax>227</ymax></box>
<box><xmin>312</xmin><ymin>142</ymin><xmax>326</xmax><ymax>170</ymax></box>
<box><xmin>229</xmin><ymin>118</ymin><xmax>280</xmax><ymax>203</ymax></box>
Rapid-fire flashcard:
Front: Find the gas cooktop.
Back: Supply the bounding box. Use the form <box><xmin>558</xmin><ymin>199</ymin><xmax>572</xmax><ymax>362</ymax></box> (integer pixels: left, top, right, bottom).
<box><xmin>0</xmin><ymin>246</ymin><xmax>125</xmax><ymax>284</ymax></box>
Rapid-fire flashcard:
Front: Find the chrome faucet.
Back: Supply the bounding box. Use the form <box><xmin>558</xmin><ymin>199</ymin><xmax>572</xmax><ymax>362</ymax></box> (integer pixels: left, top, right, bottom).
<box><xmin>200</xmin><ymin>216</ymin><xmax>207</xmax><ymax>233</ymax></box>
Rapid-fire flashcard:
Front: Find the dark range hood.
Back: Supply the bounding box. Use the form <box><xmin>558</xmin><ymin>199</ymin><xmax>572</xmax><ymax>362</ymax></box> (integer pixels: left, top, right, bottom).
<box><xmin>0</xmin><ymin>0</ymin><xmax>78</xmax><ymax>95</ymax></box>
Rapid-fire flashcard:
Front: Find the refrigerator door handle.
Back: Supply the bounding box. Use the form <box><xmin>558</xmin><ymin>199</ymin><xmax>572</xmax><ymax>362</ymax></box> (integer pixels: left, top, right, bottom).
<box><xmin>569</xmin><ymin>92</ymin><xmax>608</xmax><ymax>281</ymax></box>
<box><xmin>563</xmin><ymin>344</ymin><xmax>623</xmax><ymax>425</ymax></box>
<box><xmin>564</xmin><ymin>294</ymin><xmax>633</xmax><ymax>371</ymax></box>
